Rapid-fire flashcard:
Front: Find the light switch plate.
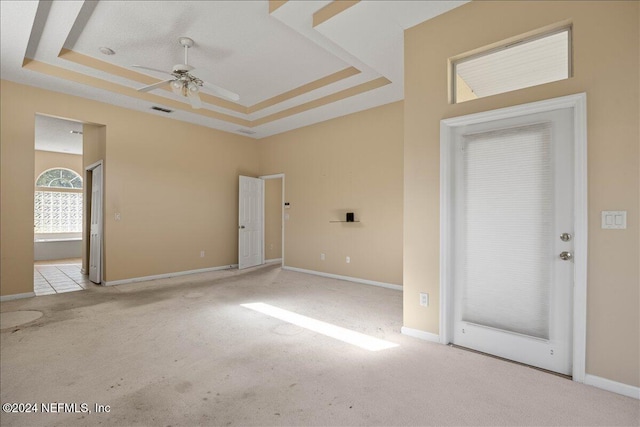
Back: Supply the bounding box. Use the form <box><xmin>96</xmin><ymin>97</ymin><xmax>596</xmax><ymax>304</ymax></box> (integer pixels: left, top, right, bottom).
<box><xmin>601</xmin><ymin>211</ymin><xmax>626</xmax><ymax>229</ymax></box>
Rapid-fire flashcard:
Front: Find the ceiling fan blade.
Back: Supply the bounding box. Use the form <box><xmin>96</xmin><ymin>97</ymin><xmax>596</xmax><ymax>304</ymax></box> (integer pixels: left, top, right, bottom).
<box><xmin>202</xmin><ymin>81</ymin><xmax>240</xmax><ymax>101</ymax></box>
<box><xmin>187</xmin><ymin>92</ymin><xmax>202</xmax><ymax>109</ymax></box>
<box><xmin>132</xmin><ymin>65</ymin><xmax>174</xmax><ymax>76</ymax></box>
<box><xmin>137</xmin><ymin>79</ymin><xmax>174</xmax><ymax>93</ymax></box>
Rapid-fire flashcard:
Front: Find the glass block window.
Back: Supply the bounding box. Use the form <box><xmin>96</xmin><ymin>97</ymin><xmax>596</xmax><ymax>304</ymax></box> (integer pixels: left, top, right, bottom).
<box><xmin>34</xmin><ymin>191</ymin><xmax>83</xmax><ymax>233</ymax></box>
<box><xmin>36</xmin><ymin>168</ymin><xmax>83</xmax><ymax>189</ymax></box>
<box><xmin>35</xmin><ymin>168</ymin><xmax>83</xmax><ymax>234</ymax></box>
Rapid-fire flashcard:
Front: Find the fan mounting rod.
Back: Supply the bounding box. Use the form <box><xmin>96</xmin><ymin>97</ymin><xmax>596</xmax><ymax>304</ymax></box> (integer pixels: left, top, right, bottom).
<box><xmin>178</xmin><ymin>37</ymin><xmax>194</xmax><ymax>67</ymax></box>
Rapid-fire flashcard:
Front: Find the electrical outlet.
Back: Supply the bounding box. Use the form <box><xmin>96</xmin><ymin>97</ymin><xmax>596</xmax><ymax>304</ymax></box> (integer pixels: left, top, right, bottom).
<box><xmin>320</xmin><ymin>253</ymin><xmax>325</xmax><ymax>261</ymax></box>
<box><xmin>346</xmin><ymin>256</ymin><xmax>350</xmax><ymax>264</ymax></box>
<box><xmin>420</xmin><ymin>293</ymin><xmax>429</xmax><ymax>307</ymax></box>
<box><xmin>200</xmin><ymin>250</ymin><xmax>205</xmax><ymax>258</ymax></box>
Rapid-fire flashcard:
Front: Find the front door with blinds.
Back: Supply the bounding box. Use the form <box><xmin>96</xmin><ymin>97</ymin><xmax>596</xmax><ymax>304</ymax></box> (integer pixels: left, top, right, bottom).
<box><xmin>450</xmin><ymin>108</ymin><xmax>574</xmax><ymax>375</ymax></box>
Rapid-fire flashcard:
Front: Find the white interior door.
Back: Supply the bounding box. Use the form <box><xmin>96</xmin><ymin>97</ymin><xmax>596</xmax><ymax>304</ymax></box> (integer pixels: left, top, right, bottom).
<box><xmin>239</xmin><ymin>176</ymin><xmax>263</xmax><ymax>270</ymax></box>
<box><xmin>89</xmin><ymin>164</ymin><xmax>102</xmax><ymax>284</ymax></box>
<box><xmin>451</xmin><ymin>108</ymin><xmax>574</xmax><ymax>375</ymax></box>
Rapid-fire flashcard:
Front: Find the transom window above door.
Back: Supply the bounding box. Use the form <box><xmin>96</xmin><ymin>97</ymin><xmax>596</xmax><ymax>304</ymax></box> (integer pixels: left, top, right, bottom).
<box><xmin>452</xmin><ymin>27</ymin><xmax>572</xmax><ymax>103</ymax></box>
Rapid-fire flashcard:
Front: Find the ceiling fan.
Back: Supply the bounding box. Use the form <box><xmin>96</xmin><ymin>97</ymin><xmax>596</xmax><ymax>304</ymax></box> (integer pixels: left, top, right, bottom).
<box><xmin>133</xmin><ymin>37</ymin><xmax>239</xmax><ymax>109</ymax></box>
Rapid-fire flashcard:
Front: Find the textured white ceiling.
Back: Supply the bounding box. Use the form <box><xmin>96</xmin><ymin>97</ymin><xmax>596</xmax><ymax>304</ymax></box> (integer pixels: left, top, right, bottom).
<box><xmin>1</xmin><ymin>0</ymin><xmax>468</xmax><ymax>139</ymax></box>
<box><xmin>35</xmin><ymin>115</ymin><xmax>83</xmax><ymax>155</ymax></box>
<box><xmin>71</xmin><ymin>1</ymin><xmax>349</xmax><ymax>105</ymax></box>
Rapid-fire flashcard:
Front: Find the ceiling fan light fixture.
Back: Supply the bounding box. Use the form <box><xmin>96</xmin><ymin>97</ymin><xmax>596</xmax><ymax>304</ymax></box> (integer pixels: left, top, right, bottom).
<box><xmin>171</xmin><ymin>80</ymin><xmax>184</xmax><ymax>95</ymax></box>
<box><xmin>132</xmin><ymin>37</ymin><xmax>239</xmax><ymax>105</ymax></box>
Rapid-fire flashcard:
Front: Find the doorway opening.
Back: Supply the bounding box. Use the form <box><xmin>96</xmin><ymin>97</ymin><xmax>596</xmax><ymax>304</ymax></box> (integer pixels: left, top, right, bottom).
<box><xmin>33</xmin><ymin>115</ymin><xmax>87</xmax><ymax>295</ymax></box>
<box><xmin>261</xmin><ymin>174</ymin><xmax>284</xmax><ymax>266</ymax></box>
<box><xmin>439</xmin><ymin>94</ymin><xmax>587</xmax><ymax>381</ymax></box>
<box><xmin>33</xmin><ymin>115</ymin><xmax>105</xmax><ymax>294</ymax></box>
<box><xmin>237</xmin><ymin>174</ymin><xmax>285</xmax><ymax>270</ymax></box>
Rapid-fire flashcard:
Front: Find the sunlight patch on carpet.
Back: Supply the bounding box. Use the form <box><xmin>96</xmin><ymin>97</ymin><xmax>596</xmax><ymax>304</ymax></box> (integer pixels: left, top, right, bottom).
<box><xmin>241</xmin><ymin>302</ymin><xmax>399</xmax><ymax>351</ymax></box>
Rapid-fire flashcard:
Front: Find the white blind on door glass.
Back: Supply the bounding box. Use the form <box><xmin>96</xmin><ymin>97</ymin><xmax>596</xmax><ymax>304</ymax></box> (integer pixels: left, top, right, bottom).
<box><xmin>461</xmin><ymin>122</ymin><xmax>552</xmax><ymax>339</ymax></box>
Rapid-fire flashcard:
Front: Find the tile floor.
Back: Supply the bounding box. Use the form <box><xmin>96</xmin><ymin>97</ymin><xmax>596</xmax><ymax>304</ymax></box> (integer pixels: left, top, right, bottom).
<box><xmin>34</xmin><ymin>262</ymin><xmax>92</xmax><ymax>295</ymax></box>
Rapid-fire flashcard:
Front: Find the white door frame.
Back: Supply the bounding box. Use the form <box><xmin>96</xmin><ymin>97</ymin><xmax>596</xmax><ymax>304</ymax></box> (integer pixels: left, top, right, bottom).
<box><xmin>85</xmin><ymin>160</ymin><xmax>104</xmax><ymax>284</ymax></box>
<box><xmin>439</xmin><ymin>93</ymin><xmax>588</xmax><ymax>382</ymax></box>
<box><xmin>259</xmin><ymin>173</ymin><xmax>285</xmax><ymax>267</ymax></box>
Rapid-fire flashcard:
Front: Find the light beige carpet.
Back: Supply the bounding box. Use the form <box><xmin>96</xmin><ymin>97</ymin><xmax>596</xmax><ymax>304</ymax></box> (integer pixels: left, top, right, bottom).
<box><xmin>0</xmin><ymin>310</ymin><xmax>43</xmax><ymax>329</ymax></box>
<box><xmin>1</xmin><ymin>264</ymin><xmax>638</xmax><ymax>426</ymax></box>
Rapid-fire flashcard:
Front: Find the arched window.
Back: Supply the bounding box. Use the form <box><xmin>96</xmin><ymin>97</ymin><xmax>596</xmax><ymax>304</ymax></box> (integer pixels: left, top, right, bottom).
<box><xmin>35</xmin><ymin>168</ymin><xmax>83</xmax><ymax>234</ymax></box>
<box><xmin>36</xmin><ymin>168</ymin><xmax>83</xmax><ymax>189</ymax></box>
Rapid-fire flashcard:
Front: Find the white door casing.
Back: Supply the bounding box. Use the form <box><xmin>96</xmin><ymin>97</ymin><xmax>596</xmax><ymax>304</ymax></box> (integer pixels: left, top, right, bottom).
<box><xmin>440</xmin><ymin>94</ymin><xmax>588</xmax><ymax>381</ymax></box>
<box><xmin>88</xmin><ymin>163</ymin><xmax>103</xmax><ymax>284</ymax></box>
<box><xmin>239</xmin><ymin>176</ymin><xmax>264</xmax><ymax>270</ymax></box>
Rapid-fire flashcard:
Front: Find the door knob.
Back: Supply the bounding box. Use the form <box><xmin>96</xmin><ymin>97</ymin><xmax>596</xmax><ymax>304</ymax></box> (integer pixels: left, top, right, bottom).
<box><xmin>559</xmin><ymin>251</ymin><xmax>573</xmax><ymax>261</ymax></box>
<box><xmin>560</xmin><ymin>233</ymin><xmax>572</xmax><ymax>242</ymax></box>
<box><xmin>239</xmin><ymin>225</ymin><xmax>245</xmax><ymax>229</ymax></box>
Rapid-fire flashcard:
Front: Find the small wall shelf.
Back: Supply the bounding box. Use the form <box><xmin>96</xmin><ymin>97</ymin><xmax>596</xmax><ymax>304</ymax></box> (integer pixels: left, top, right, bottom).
<box><xmin>331</xmin><ymin>212</ymin><xmax>358</xmax><ymax>223</ymax></box>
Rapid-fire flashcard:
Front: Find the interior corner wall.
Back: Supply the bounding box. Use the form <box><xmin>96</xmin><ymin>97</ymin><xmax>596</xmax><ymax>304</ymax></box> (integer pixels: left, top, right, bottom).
<box><xmin>404</xmin><ymin>1</ymin><xmax>639</xmax><ymax>387</ymax></box>
<box><xmin>0</xmin><ymin>79</ymin><xmax>259</xmax><ymax>294</ymax></box>
<box><xmin>259</xmin><ymin>101</ymin><xmax>404</xmax><ymax>286</ymax></box>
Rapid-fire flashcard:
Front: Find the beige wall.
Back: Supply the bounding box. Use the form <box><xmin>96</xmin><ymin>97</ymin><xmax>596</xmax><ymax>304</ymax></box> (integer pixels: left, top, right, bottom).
<box><xmin>34</xmin><ymin>150</ymin><xmax>83</xmax><ymax>180</ymax></box>
<box><xmin>404</xmin><ymin>1</ymin><xmax>639</xmax><ymax>387</ymax></box>
<box><xmin>264</xmin><ymin>178</ymin><xmax>283</xmax><ymax>261</ymax></box>
<box><xmin>1</xmin><ymin>79</ymin><xmax>259</xmax><ymax>294</ymax></box>
<box><xmin>260</xmin><ymin>101</ymin><xmax>404</xmax><ymax>285</ymax></box>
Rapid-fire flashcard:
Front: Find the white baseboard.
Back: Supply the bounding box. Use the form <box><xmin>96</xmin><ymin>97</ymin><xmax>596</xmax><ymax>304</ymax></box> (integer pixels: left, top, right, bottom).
<box><xmin>282</xmin><ymin>266</ymin><xmax>402</xmax><ymax>291</ymax></box>
<box><xmin>584</xmin><ymin>374</ymin><xmax>640</xmax><ymax>399</ymax></box>
<box><xmin>0</xmin><ymin>292</ymin><xmax>36</xmax><ymax>302</ymax></box>
<box><xmin>401</xmin><ymin>326</ymin><xmax>441</xmax><ymax>343</ymax></box>
<box><xmin>265</xmin><ymin>258</ymin><xmax>283</xmax><ymax>264</ymax></box>
<box><xmin>103</xmin><ymin>264</ymin><xmax>239</xmax><ymax>286</ymax></box>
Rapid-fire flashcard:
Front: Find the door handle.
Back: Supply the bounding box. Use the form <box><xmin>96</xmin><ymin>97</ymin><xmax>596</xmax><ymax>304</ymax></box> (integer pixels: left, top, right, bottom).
<box><xmin>559</xmin><ymin>251</ymin><xmax>573</xmax><ymax>261</ymax></box>
<box><xmin>239</xmin><ymin>225</ymin><xmax>245</xmax><ymax>229</ymax></box>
